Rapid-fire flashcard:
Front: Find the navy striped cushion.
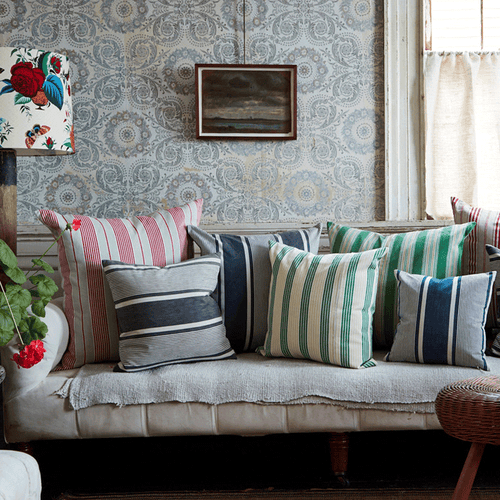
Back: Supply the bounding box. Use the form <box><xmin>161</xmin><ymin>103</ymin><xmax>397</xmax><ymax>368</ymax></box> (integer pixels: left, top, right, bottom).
<box><xmin>187</xmin><ymin>225</ymin><xmax>321</xmax><ymax>353</ymax></box>
<box><xmin>385</xmin><ymin>270</ymin><xmax>495</xmax><ymax>369</ymax></box>
<box><xmin>102</xmin><ymin>254</ymin><xmax>236</xmax><ymax>372</ymax></box>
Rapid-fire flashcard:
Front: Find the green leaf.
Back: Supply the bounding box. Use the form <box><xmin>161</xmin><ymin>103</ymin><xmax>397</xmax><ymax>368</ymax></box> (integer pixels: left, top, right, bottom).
<box><xmin>19</xmin><ymin>316</ymin><xmax>47</xmax><ymax>343</ymax></box>
<box><xmin>4</xmin><ymin>284</ymin><xmax>31</xmax><ymax>310</ymax></box>
<box><xmin>0</xmin><ymin>240</ymin><xmax>18</xmax><ymax>269</ymax></box>
<box><xmin>32</xmin><ymin>258</ymin><xmax>55</xmax><ymax>274</ymax></box>
<box><xmin>2</xmin><ymin>265</ymin><xmax>27</xmax><ymax>284</ymax></box>
<box><xmin>0</xmin><ymin>307</ymin><xmax>17</xmax><ymax>332</ymax></box>
<box><xmin>29</xmin><ymin>275</ymin><xmax>58</xmax><ymax>299</ymax></box>
<box><xmin>14</xmin><ymin>93</ymin><xmax>31</xmax><ymax>105</ymax></box>
<box><xmin>39</xmin><ymin>52</ymin><xmax>51</xmax><ymax>76</ymax></box>
<box><xmin>0</xmin><ymin>327</ymin><xmax>15</xmax><ymax>346</ymax></box>
<box><xmin>31</xmin><ymin>299</ymin><xmax>47</xmax><ymax>318</ymax></box>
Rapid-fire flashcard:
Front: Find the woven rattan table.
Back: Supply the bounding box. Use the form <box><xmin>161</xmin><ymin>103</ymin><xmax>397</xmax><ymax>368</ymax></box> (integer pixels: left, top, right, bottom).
<box><xmin>435</xmin><ymin>375</ymin><xmax>500</xmax><ymax>500</ymax></box>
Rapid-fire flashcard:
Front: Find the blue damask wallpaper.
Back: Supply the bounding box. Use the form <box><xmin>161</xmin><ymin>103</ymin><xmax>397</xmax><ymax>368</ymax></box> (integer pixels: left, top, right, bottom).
<box><xmin>0</xmin><ymin>0</ymin><xmax>385</xmax><ymax>225</ymax></box>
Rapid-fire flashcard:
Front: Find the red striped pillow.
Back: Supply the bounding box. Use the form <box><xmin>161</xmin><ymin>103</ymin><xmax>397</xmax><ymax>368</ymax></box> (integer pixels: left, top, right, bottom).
<box><xmin>451</xmin><ymin>196</ymin><xmax>500</xmax><ymax>328</ymax></box>
<box><xmin>37</xmin><ymin>200</ymin><xmax>203</xmax><ymax>369</ymax></box>
<box><xmin>451</xmin><ymin>197</ymin><xmax>500</xmax><ymax>274</ymax></box>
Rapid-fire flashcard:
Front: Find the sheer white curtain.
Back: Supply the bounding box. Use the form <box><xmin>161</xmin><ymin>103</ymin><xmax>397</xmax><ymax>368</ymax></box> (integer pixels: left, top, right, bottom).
<box><xmin>424</xmin><ymin>51</ymin><xmax>500</xmax><ymax>219</ymax></box>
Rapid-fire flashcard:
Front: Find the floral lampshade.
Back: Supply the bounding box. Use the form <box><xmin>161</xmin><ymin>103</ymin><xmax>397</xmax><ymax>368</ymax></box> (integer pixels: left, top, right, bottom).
<box><xmin>0</xmin><ymin>47</ymin><xmax>74</xmax><ymax>155</ymax></box>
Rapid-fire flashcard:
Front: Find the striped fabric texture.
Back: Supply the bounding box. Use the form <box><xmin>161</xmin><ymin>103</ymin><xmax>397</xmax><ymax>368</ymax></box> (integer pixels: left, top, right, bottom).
<box><xmin>102</xmin><ymin>254</ymin><xmax>235</xmax><ymax>372</ymax></box>
<box><xmin>452</xmin><ymin>197</ymin><xmax>500</xmax><ymax>328</ymax></box>
<box><xmin>259</xmin><ymin>242</ymin><xmax>387</xmax><ymax>368</ymax></box>
<box><xmin>486</xmin><ymin>244</ymin><xmax>500</xmax><ymax>329</ymax></box>
<box><xmin>37</xmin><ymin>200</ymin><xmax>203</xmax><ymax>370</ymax></box>
<box><xmin>187</xmin><ymin>224</ymin><xmax>321</xmax><ymax>353</ymax></box>
<box><xmin>386</xmin><ymin>270</ymin><xmax>495</xmax><ymax>369</ymax></box>
<box><xmin>327</xmin><ymin>222</ymin><xmax>476</xmax><ymax>348</ymax></box>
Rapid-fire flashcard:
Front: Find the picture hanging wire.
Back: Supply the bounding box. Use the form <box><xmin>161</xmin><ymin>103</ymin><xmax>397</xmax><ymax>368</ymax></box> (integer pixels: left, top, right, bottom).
<box><xmin>243</xmin><ymin>0</ymin><xmax>246</xmax><ymax>64</ymax></box>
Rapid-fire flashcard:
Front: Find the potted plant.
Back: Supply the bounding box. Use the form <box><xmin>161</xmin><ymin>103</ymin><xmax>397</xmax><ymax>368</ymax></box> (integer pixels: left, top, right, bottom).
<box><xmin>0</xmin><ymin>219</ymin><xmax>80</xmax><ymax>368</ymax></box>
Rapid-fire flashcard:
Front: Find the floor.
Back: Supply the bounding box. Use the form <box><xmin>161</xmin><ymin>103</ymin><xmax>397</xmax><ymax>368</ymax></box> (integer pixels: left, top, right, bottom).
<box><xmin>25</xmin><ymin>430</ymin><xmax>500</xmax><ymax>499</ymax></box>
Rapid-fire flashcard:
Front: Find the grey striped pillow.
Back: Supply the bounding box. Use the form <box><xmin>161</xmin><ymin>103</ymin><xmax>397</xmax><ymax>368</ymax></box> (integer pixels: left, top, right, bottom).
<box><xmin>187</xmin><ymin>224</ymin><xmax>321</xmax><ymax>353</ymax></box>
<box><xmin>102</xmin><ymin>254</ymin><xmax>236</xmax><ymax>372</ymax></box>
<box><xmin>259</xmin><ymin>242</ymin><xmax>387</xmax><ymax>368</ymax></box>
<box><xmin>386</xmin><ymin>270</ymin><xmax>494</xmax><ymax>369</ymax></box>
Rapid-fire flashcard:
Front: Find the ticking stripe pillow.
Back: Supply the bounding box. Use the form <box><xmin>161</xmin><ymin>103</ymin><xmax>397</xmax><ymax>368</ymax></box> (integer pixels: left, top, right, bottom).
<box><xmin>452</xmin><ymin>197</ymin><xmax>500</xmax><ymax>328</ymax></box>
<box><xmin>327</xmin><ymin>222</ymin><xmax>475</xmax><ymax>348</ymax></box>
<box><xmin>385</xmin><ymin>270</ymin><xmax>495</xmax><ymax>369</ymax></box>
<box><xmin>259</xmin><ymin>242</ymin><xmax>387</xmax><ymax>369</ymax></box>
<box><xmin>187</xmin><ymin>224</ymin><xmax>321</xmax><ymax>353</ymax></box>
<box><xmin>486</xmin><ymin>244</ymin><xmax>500</xmax><ymax>328</ymax></box>
<box><xmin>103</xmin><ymin>254</ymin><xmax>236</xmax><ymax>372</ymax></box>
<box><xmin>37</xmin><ymin>200</ymin><xmax>203</xmax><ymax>370</ymax></box>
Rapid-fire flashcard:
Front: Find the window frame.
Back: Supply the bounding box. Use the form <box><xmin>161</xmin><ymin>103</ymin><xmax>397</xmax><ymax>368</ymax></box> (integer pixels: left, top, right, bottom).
<box><xmin>384</xmin><ymin>0</ymin><xmax>426</xmax><ymax>221</ymax></box>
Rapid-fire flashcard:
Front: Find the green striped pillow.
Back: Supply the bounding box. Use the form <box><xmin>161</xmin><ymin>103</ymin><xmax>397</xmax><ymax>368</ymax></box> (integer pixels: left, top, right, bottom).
<box><xmin>327</xmin><ymin>222</ymin><xmax>476</xmax><ymax>348</ymax></box>
<box><xmin>259</xmin><ymin>242</ymin><xmax>387</xmax><ymax>369</ymax></box>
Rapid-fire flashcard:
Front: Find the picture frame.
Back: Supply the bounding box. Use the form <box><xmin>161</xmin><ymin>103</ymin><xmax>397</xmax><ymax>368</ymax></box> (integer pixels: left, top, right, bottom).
<box><xmin>195</xmin><ymin>64</ymin><xmax>297</xmax><ymax>140</ymax></box>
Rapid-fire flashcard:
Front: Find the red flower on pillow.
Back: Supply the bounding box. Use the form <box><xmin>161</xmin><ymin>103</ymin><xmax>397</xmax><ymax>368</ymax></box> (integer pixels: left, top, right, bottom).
<box><xmin>10</xmin><ymin>62</ymin><xmax>46</xmax><ymax>98</ymax></box>
<box><xmin>12</xmin><ymin>340</ymin><xmax>46</xmax><ymax>369</ymax></box>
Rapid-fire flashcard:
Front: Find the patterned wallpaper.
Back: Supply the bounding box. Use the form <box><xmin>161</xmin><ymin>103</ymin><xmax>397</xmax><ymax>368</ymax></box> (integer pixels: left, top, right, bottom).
<box><xmin>0</xmin><ymin>0</ymin><xmax>385</xmax><ymax>226</ymax></box>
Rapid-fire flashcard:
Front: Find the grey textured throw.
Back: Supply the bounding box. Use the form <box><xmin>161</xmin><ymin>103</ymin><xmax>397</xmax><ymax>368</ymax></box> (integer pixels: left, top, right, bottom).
<box><xmin>56</xmin><ymin>352</ymin><xmax>500</xmax><ymax>412</ymax></box>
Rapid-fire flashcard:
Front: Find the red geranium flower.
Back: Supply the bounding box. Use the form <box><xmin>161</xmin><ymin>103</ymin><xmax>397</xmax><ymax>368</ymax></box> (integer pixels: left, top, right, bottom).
<box><xmin>12</xmin><ymin>340</ymin><xmax>46</xmax><ymax>369</ymax></box>
<box><xmin>72</xmin><ymin>218</ymin><xmax>81</xmax><ymax>231</ymax></box>
<box><xmin>10</xmin><ymin>62</ymin><xmax>45</xmax><ymax>98</ymax></box>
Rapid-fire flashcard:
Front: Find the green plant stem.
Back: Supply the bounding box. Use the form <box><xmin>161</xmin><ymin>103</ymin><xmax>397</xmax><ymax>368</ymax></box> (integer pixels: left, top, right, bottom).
<box><xmin>25</xmin><ymin>227</ymin><xmax>67</xmax><ymax>278</ymax></box>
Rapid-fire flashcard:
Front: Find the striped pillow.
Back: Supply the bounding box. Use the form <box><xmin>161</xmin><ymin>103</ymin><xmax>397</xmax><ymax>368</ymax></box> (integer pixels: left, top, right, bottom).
<box><xmin>386</xmin><ymin>270</ymin><xmax>495</xmax><ymax>369</ymax></box>
<box><xmin>102</xmin><ymin>255</ymin><xmax>236</xmax><ymax>372</ymax></box>
<box><xmin>37</xmin><ymin>200</ymin><xmax>203</xmax><ymax>369</ymax></box>
<box><xmin>187</xmin><ymin>224</ymin><xmax>321</xmax><ymax>353</ymax></box>
<box><xmin>486</xmin><ymin>244</ymin><xmax>500</xmax><ymax>329</ymax></box>
<box><xmin>327</xmin><ymin>222</ymin><xmax>475</xmax><ymax>348</ymax></box>
<box><xmin>452</xmin><ymin>197</ymin><xmax>500</xmax><ymax>328</ymax></box>
<box><xmin>259</xmin><ymin>242</ymin><xmax>387</xmax><ymax>368</ymax></box>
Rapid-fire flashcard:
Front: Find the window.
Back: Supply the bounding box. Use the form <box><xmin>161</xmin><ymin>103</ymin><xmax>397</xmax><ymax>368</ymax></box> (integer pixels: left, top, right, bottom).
<box><xmin>427</xmin><ymin>0</ymin><xmax>500</xmax><ymax>51</ymax></box>
<box><xmin>424</xmin><ymin>0</ymin><xmax>500</xmax><ymax>218</ymax></box>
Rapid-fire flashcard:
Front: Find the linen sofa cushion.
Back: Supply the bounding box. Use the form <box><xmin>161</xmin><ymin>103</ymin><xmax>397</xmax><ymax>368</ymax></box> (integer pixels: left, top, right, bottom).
<box><xmin>187</xmin><ymin>224</ymin><xmax>321</xmax><ymax>353</ymax></box>
<box><xmin>452</xmin><ymin>197</ymin><xmax>500</xmax><ymax>328</ymax></box>
<box><xmin>259</xmin><ymin>242</ymin><xmax>387</xmax><ymax>368</ymax></box>
<box><xmin>385</xmin><ymin>270</ymin><xmax>495</xmax><ymax>369</ymax></box>
<box><xmin>37</xmin><ymin>200</ymin><xmax>203</xmax><ymax>369</ymax></box>
<box><xmin>327</xmin><ymin>222</ymin><xmax>476</xmax><ymax>348</ymax></box>
<box><xmin>102</xmin><ymin>254</ymin><xmax>235</xmax><ymax>372</ymax></box>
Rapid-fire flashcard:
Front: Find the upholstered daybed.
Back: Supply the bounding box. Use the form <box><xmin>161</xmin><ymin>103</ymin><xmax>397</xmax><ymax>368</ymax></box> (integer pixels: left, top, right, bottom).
<box><xmin>3</xmin><ymin>198</ymin><xmax>500</xmax><ymax>483</ymax></box>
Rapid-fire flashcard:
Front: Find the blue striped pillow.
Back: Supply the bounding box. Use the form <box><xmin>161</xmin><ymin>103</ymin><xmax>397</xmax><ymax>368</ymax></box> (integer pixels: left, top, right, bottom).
<box><xmin>385</xmin><ymin>270</ymin><xmax>495</xmax><ymax>369</ymax></box>
<box><xmin>102</xmin><ymin>254</ymin><xmax>236</xmax><ymax>372</ymax></box>
<box><xmin>187</xmin><ymin>225</ymin><xmax>321</xmax><ymax>353</ymax></box>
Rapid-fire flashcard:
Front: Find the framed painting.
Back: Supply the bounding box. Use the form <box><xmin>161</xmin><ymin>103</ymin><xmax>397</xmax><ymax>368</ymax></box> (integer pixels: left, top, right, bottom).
<box><xmin>195</xmin><ymin>64</ymin><xmax>297</xmax><ymax>140</ymax></box>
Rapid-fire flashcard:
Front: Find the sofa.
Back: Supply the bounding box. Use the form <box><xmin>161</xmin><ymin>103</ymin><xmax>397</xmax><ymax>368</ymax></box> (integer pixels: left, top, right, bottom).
<box><xmin>3</xmin><ymin>198</ymin><xmax>500</xmax><ymax>483</ymax></box>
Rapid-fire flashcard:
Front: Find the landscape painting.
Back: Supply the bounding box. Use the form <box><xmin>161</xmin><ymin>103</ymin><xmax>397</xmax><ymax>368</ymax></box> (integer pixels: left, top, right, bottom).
<box><xmin>195</xmin><ymin>64</ymin><xmax>297</xmax><ymax>140</ymax></box>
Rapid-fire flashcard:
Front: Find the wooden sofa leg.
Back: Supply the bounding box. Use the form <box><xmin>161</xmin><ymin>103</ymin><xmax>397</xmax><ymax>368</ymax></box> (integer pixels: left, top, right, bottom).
<box><xmin>328</xmin><ymin>432</ymin><xmax>350</xmax><ymax>486</ymax></box>
<box><xmin>14</xmin><ymin>442</ymin><xmax>34</xmax><ymax>456</ymax></box>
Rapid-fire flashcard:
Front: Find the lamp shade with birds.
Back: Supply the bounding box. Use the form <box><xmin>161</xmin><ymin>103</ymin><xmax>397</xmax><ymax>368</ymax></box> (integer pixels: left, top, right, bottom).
<box><xmin>0</xmin><ymin>46</ymin><xmax>74</xmax><ymax>154</ymax></box>
<box><xmin>0</xmin><ymin>47</ymin><xmax>74</xmax><ymax>255</ymax></box>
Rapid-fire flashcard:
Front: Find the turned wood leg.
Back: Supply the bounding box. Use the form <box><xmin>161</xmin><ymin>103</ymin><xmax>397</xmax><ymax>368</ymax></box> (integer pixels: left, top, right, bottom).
<box><xmin>14</xmin><ymin>442</ymin><xmax>34</xmax><ymax>456</ymax></box>
<box><xmin>452</xmin><ymin>442</ymin><xmax>486</xmax><ymax>500</ymax></box>
<box><xmin>328</xmin><ymin>432</ymin><xmax>350</xmax><ymax>486</ymax></box>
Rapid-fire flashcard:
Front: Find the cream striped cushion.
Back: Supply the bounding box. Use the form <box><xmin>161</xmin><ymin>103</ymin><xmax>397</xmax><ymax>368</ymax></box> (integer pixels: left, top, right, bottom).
<box><xmin>37</xmin><ymin>200</ymin><xmax>203</xmax><ymax>369</ymax></box>
<box><xmin>259</xmin><ymin>242</ymin><xmax>387</xmax><ymax>369</ymax></box>
<box><xmin>328</xmin><ymin>222</ymin><xmax>475</xmax><ymax>348</ymax></box>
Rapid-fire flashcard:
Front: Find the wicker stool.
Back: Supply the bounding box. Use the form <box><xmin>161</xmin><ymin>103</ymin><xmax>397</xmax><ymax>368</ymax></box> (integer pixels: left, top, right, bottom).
<box><xmin>435</xmin><ymin>376</ymin><xmax>500</xmax><ymax>500</ymax></box>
